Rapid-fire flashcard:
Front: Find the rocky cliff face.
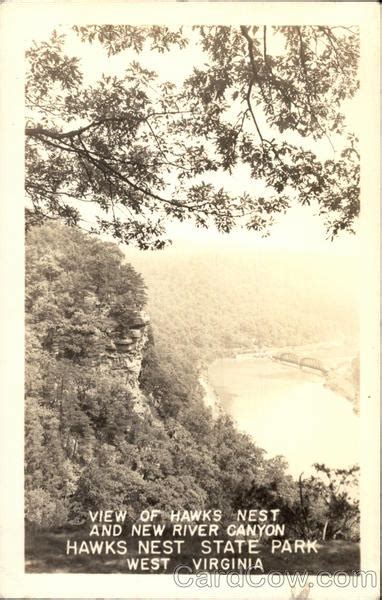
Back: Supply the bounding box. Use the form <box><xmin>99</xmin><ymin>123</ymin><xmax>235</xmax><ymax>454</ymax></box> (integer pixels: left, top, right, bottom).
<box><xmin>103</xmin><ymin>309</ymin><xmax>151</xmax><ymax>415</ymax></box>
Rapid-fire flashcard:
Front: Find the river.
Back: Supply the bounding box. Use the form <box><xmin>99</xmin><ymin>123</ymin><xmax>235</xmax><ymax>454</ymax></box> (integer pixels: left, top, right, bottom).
<box><xmin>207</xmin><ymin>356</ymin><xmax>359</xmax><ymax>477</ymax></box>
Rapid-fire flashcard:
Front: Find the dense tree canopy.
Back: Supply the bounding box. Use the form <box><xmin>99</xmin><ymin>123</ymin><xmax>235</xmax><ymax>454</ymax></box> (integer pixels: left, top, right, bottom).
<box><xmin>25</xmin><ymin>223</ymin><xmax>297</xmax><ymax>528</ymax></box>
<box><xmin>133</xmin><ymin>247</ymin><xmax>358</xmax><ymax>367</ymax></box>
<box><xmin>26</xmin><ymin>25</ymin><xmax>359</xmax><ymax>248</ymax></box>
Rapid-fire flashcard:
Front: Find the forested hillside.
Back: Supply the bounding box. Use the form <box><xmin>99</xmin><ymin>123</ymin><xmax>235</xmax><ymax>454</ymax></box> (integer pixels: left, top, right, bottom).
<box><xmin>130</xmin><ymin>245</ymin><xmax>359</xmax><ymax>368</ymax></box>
<box><xmin>25</xmin><ymin>224</ymin><xmax>294</xmax><ymax>527</ymax></box>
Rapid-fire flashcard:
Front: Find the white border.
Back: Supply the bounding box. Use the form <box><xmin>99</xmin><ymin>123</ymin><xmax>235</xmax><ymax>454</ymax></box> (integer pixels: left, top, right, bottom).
<box><xmin>0</xmin><ymin>2</ymin><xmax>379</xmax><ymax>598</ymax></box>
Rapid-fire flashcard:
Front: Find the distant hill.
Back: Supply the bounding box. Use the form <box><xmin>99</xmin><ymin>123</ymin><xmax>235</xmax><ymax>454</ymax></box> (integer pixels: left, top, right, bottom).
<box><xmin>128</xmin><ymin>245</ymin><xmax>359</xmax><ymax>366</ymax></box>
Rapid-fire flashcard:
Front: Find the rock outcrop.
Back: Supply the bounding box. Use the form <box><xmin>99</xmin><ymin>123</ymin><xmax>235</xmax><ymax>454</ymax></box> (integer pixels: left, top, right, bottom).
<box><xmin>103</xmin><ymin>310</ymin><xmax>151</xmax><ymax>414</ymax></box>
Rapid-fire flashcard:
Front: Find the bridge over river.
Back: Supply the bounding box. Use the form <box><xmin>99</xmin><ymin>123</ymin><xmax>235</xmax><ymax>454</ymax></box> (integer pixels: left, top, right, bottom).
<box><xmin>207</xmin><ymin>352</ymin><xmax>358</xmax><ymax>477</ymax></box>
<box><xmin>272</xmin><ymin>352</ymin><xmax>328</xmax><ymax>375</ymax></box>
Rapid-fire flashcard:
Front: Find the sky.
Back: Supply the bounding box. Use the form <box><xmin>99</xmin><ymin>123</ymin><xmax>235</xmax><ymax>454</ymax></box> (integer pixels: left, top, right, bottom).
<box><xmin>26</xmin><ymin>23</ymin><xmax>360</xmax><ymax>257</ymax></box>
<box><xmin>164</xmin><ymin>205</ymin><xmax>359</xmax><ymax>255</ymax></box>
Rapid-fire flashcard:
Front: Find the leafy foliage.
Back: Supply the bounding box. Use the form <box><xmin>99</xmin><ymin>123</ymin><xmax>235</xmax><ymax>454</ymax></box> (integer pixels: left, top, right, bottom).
<box><xmin>26</xmin><ymin>222</ymin><xmax>146</xmax><ymax>360</ymax></box>
<box><xmin>26</xmin><ymin>25</ymin><xmax>359</xmax><ymax>247</ymax></box>
<box><xmin>289</xmin><ymin>465</ymin><xmax>360</xmax><ymax>541</ymax></box>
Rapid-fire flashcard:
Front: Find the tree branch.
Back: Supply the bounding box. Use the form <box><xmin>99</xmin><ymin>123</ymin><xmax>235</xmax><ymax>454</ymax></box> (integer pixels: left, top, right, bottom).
<box><xmin>263</xmin><ymin>26</ymin><xmax>267</xmax><ymax>63</ymax></box>
<box><xmin>25</xmin><ymin>122</ymin><xmax>105</xmax><ymax>140</ymax></box>
<box><xmin>25</xmin><ymin>110</ymin><xmax>195</xmax><ymax>142</ymax></box>
<box><xmin>245</xmin><ymin>79</ymin><xmax>264</xmax><ymax>144</ymax></box>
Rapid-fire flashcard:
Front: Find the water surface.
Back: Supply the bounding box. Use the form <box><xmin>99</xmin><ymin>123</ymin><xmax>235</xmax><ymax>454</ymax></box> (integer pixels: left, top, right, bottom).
<box><xmin>208</xmin><ymin>357</ymin><xmax>359</xmax><ymax>476</ymax></box>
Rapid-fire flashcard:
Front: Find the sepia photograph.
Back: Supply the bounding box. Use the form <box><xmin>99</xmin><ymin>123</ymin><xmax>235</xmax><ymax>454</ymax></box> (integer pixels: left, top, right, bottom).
<box><xmin>0</xmin><ymin>2</ymin><xmax>380</xmax><ymax>598</ymax></box>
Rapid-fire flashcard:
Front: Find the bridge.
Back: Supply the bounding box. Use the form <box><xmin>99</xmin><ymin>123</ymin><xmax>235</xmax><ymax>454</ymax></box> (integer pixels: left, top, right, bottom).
<box><xmin>272</xmin><ymin>352</ymin><xmax>327</xmax><ymax>374</ymax></box>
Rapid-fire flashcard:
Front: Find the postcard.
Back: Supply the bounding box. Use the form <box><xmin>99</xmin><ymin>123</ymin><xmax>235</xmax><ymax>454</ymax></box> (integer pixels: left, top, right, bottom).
<box><xmin>0</xmin><ymin>2</ymin><xmax>380</xmax><ymax>598</ymax></box>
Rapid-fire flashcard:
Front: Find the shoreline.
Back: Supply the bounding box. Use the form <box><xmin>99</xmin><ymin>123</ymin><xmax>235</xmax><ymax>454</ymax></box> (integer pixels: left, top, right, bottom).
<box><xmin>199</xmin><ymin>373</ymin><xmax>224</xmax><ymax>418</ymax></box>
<box><xmin>201</xmin><ymin>341</ymin><xmax>359</xmax><ymax>415</ymax></box>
